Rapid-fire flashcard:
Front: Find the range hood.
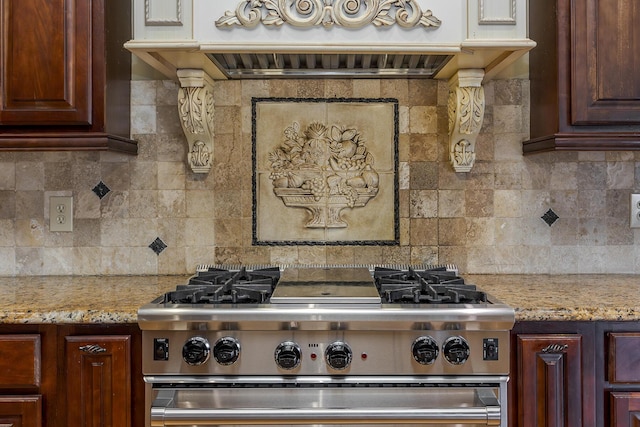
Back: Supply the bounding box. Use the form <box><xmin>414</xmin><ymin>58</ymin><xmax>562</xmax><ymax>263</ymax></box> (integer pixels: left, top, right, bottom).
<box><xmin>125</xmin><ymin>0</ymin><xmax>535</xmax><ymax>173</ymax></box>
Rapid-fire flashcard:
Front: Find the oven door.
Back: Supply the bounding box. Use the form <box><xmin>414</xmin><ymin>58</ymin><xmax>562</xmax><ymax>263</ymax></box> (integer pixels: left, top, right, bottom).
<box><xmin>148</xmin><ymin>376</ymin><xmax>508</xmax><ymax>427</ymax></box>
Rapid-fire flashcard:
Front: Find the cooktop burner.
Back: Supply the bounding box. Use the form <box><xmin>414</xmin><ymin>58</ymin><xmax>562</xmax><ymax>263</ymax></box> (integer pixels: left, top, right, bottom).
<box><xmin>156</xmin><ymin>265</ymin><xmax>488</xmax><ymax>306</ymax></box>
<box><xmin>373</xmin><ymin>266</ymin><xmax>488</xmax><ymax>304</ymax></box>
<box><xmin>158</xmin><ymin>266</ymin><xmax>280</xmax><ymax>304</ymax></box>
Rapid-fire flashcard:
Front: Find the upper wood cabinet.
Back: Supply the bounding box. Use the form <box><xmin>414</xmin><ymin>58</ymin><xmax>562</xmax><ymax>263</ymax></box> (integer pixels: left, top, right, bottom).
<box><xmin>523</xmin><ymin>0</ymin><xmax>640</xmax><ymax>154</ymax></box>
<box><xmin>0</xmin><ymin>0</ymin><xmax>137</xmax><ymax>153</ymax></box>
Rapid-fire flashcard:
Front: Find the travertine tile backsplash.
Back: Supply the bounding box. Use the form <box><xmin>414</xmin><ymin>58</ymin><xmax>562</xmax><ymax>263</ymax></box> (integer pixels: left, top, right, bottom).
<box><xmin>0</xmin><ymin>78</ymin><xmax>638</xmax><ymax>276</ymax></box>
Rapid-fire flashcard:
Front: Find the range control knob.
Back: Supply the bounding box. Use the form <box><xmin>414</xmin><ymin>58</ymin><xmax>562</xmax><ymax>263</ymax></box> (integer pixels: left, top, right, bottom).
<box><xmin>182</xmin><ymin>336</ymin><xmax>210</xmax><ymax>366</ymax></box>
<box><xmin>412</xmin><ymin>336</ymin><xmax>439</xmax><ymax>365</ymax></box>
<box><xmin>325</xmin><ymin>341</ymin><xmax>352</xmax><ymax>370</ymax></box>
<box><xmin>275</xmin><ymin>341</ymin><xmax>302</xmax><ymax>370</ymax></box>
<box><xmin>213</xmin><ymin>337</ymin><xmax>240</xmax><ymax>365</ymax></box>
<box><xmin>443</xmin><ymin>336</ymin><xmax>470</xmax><ymax>365</ymax></box>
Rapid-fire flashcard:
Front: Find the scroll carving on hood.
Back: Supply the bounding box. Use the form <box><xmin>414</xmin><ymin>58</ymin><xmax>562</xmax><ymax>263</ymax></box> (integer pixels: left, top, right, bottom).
<box><xmin>216</xmin><ymin>0</ymin><xmax>442</xmax><ymax>29</ymax></box>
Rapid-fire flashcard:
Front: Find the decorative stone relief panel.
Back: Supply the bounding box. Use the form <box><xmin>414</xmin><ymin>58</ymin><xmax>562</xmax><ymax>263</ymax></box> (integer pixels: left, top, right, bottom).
<box><xmin>216</xmin><ymin>0</ymin><xmax>441</xmax><ymax>29</ymax></box>
<box><xmin>253</xmin><ymin>98</ymin><xmax>398</xmax><ymax>245</ymax></box>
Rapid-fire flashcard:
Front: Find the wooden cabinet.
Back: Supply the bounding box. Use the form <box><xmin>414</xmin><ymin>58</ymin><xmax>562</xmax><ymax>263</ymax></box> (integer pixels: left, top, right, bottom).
<box><xmin>0</xmin><ymin>396</ymin><xmax>42</xmax><ymax>427</ymax></box>
<box><xmin>524</xmin><ymin>0</ymin><xmax>640</xmax><ymax>154</ymax></box>
<box><xmin>57</xmin><ymin>324</ymin><xmax>144</xmax><ymax>427</ymax></box>
<box><xmin>0</xmin><ymin>0</ymin><xmax>136</xmax><ymax>153</ymax></box>
<box><xmin>596</xmin><ymin>323</ymin><xmax>640</xmax><ymax>427</ymax></box>
<box><xmin>0</xmin><ymin>326</ymin><xmax>57</xmax><ymax>427</ymax></box>
<box><xmin>510</xmin><ymin>322</ymin><xmax>596</xmax><ymax>427</ymax></box>
<box><xmin>65</xmin><ymin>335</ymin><xmax>131</xmax><ymax>427</ymax></box>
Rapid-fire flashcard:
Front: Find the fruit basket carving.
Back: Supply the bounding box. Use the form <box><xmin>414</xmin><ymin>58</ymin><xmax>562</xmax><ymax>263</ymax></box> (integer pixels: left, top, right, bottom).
<box><xmin>269</xmin><ymin>121</ymin><xmax>379</xmax><ymax>228</ymax></box>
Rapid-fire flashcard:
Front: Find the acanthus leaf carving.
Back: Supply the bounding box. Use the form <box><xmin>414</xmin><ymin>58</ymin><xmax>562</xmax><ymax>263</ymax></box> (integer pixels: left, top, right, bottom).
<box><xmin>216</xmin><ymin>0</ymin><xmax>442</xmax><ymax>30</ymax></box>
<box><xmin>448</xmin><ymin>69</ymin><xmax>485</xmax><ymax>173</ymax></box>
<box><xmin>177</xmin><ymin>69</ymin><xmax>215</xmax><ymax>174</ymax></box>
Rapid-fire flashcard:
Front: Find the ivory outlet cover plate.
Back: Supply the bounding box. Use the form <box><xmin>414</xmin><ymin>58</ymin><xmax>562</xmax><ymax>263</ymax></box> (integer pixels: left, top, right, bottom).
<box><xmin>50</xmin><ymin>196</ymin><xmax>73</xmax><ymax>232</ymax></box>
<box><xmin>631</xmin><ymin>194</ymin><xmax>640</xmax><ymax>228</ymax></box>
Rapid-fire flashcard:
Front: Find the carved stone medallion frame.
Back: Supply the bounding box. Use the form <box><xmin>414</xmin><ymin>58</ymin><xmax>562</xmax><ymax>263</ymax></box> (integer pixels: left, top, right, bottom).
<box><xmin>252</xmin><ymin>98</ymin><xmax>399</xmax><ymax>246</ymax></box>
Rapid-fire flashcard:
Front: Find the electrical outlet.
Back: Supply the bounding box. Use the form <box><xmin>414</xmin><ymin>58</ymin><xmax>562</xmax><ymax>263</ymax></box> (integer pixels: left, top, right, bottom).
<box><xmin>631</xmin><ymin>194</ymin><xmax>640</xmax><ymax>228</ymax></box>
<box><xmin>49</xmin><ymin>196</ymin><xmax>73</xmax><ymax>232</ymax></box>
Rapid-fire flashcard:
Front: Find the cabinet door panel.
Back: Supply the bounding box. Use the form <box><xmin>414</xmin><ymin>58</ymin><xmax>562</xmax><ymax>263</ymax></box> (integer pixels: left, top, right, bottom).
<box><xmin>0</xmin><ymin>396</ymin><xmax>41</xmax><ymax>427</ymax></box>
<box><xmin>65</xmin><ymin>335</ymin><xmax>131</xmax><ymax>427</ymax></box>
<box><xmin>0</xmin><ymin>334</ymin><xmax>40</xmax><ymax>389</ymax></box>
<box><xmin>572</xmin><ymin>0</ymin><xmax>640</xmax><ymax>125</ymax></box>
<box><xmin>0</xmin><ymin>0</ymin><xmax>91</xmax><ymax>125</ymax></box>
<box><xmin>611</xmin><ymin>392</ymin><xmax>640</xmax><ymax>427</ymax></box>
<box><xmin>517</xmin><ymin>334</ymin><xmax>583</xmax><ymax>427</ymax></box>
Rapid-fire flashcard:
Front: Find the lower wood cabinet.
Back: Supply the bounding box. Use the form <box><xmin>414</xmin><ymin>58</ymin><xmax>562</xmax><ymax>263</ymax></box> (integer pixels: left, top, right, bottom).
<box><xmin>0</xmin><ymin>324</ymin><xmax>143</xmax><ymax>427</ymax></box>
<box><xmin>65</xmin><ymin>335</ymin><xmax>131</xmax><ymax>427</ymax></box>
<box><xmin>0</xmin><ymin>396</ymin><xmax>42</xmax><ymax>427</ymax></box>
<box><xmin>610</xmin><ymin>392</ymin><xmax>640</xmax><ymax>427</ymax></box>
<box><xmin>510</xmin><ymin>322</ymin><xmax>596</xmax><ymax>427</ymax></box>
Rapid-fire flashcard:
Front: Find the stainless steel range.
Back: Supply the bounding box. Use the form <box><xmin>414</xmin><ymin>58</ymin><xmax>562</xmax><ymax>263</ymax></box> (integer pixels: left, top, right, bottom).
<box><xmin>139</xmin><ymin>265</ymin><xmax>514</xmax><ymax>427</ymax></box>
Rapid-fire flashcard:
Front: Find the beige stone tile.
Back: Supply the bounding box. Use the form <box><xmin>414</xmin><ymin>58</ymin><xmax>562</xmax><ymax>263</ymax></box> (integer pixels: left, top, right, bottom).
<box><xmin>44</xmin><ymin>162</ymin><xmax>74</xmax><ymax>191</ymax></box>
<box><xmin>399</xmin><ymin>217</ymin><xmax>410</xmax><ymax>246</ymax></box>
<box><xmin>42</xmin><ymin>247</ymin><xmax>74</xmax><ymax>275</ymax></box>
<box><xmin>158</xmin><ymin>162</ymin><xmax>186</xmax><ymax>190</ymax></box>
<box><xmin>409</xmin><ymin>106</ymin><xmax>437</xmax><ymax>133</ymax></box>
<box><xmin>72</xmin><ymin>219</ymin><xmax>101</xmax><ymax>247</ymax></box>
<box><xmin>0</xmin><ymin>191</ymin><xmax>15</xmax><ymax>220</ymax></box>
<box><xmin>410</xmin><ymin>246</ymin><xmax>438</xmax><ymax>265</ymax></box>
<box><xmin>0</xmin><ymin>220</ymin><xmax>15</xmax><ymax>246</ymax></box>
<box><xmin>100</xmin><ymin>219</ymin><xmax>131</xmax><ymax>247</ymax></box>
<box><xmin>75</xmin><ymin>190</ymin><xmax>101</xmax><ymax>219</ymax></box>
<box><xmin>495</xmin><ymin>218</ymin><xmax>523</xmax><ymax>246</ymax></box>
<box><xmin>380</xmin><ymin>246</ymin><xmax>410</xmax><ymax>264</ymax></box>
<box><xmin>214</xmin><ymin>80</ymin><xmax>241</xmax><ymax>106</ymax></box>
<box><xmin>158</xmin><ymin>218</ymin><xmax>186</xmax><ymax>248</ymax></box>
<box><xmin>157</xmin><ymin>190</ymin><xmax>186</xmax><ymax>218</ymax></box>
<box><xmin>466</xmin><ymin>246</ymin><xmax>496</xmax><ymax>274</ymax></box>
<box><xmin>215</xmin><ymin>247</ymin><xmax>243</xmax><ymax>265</ymax></box>
<box><xmin>130</xmin><ymin>246</ymin><xmax>159</xmax><ymax>275</ymax></box>
<box><xmin>324</xmin><ymin>80</ymin><xmax>352</xmax><ymax>98</ymax></box>
<box><xmin>185</xmin><ymin>218</ymin><xmax>215</xmax><ymax>246</ymax></box>
<box><xmin>186</xmin><ymin>190</ymin><xmax>216</xmax><ymax>218</ymax></box>
<box><xmin>298</xmin><ymin>246</ymin><xmax>327</xmax><ymax>264</ymax></box>
<box><xmin>438</xmin><ymin>189</ymin><xmax>465</xmax><ymax>217</ymax></box>
<box><xmin>410</xmin><ymin>218</ymin><xmax>438</xmax><ymax>246</ymax></box>
<box><xmin>465</xmin><ymin>189</ymin><xmax>494</xmax><ymax>217</ymax></box>
<box><xmin>466</xmin><ymin>218</ymin><xmax>495</xmax><ymax>246</ymax></box>
<box><xmin>326</xmin><ymin>246</ymin><xmax>356</xmax><ymax>265</ymax></box>
<box><xmin>128</xmin><ymin>218</ymin><xmax>158</xmax><ymax>247</ymax></box>
<box><xmin>101</xmin><ymin>247</ymin><xmax>133</xmax><ymax>275</ymax></box>
<box><xmin>607</xmin><ymin>162</ymin><xmax>635</xmax><ymax>189</ymax></box>
<box><xmin>409</xmin><ymin>134</ymin><xmax>438</xmax><ymax>162</ymax></box>
<box><xmin>15</xmin><ymin>162</ymin><xmax>43</xmax><ymax>191</ymax></box>
<box><xmin>493</xmin><ymin>190</ymin><xmax>522</xmax><ymax>218</ymax></box>
<box><xmin>15</xmin><ymin>219</ymin><xmax>44</xmax><ymax>247</ymax></box>
<box><xmin>269</xmin><ymin>246</ymin><xmax>299</xmax><ymax>265</ymax></box>
<box><xmin>158</xmin><ymin>246</ymin><xmax>187</xmax><ymax>275</ymax></box>
<box><xmin>100</xmin><ymin>191</ymin><xmax>129</xmax><ymax>219</ymax></box>
<box><xmin>353</xmin><ymin>246</ymin><xmax>384</xmax><ymax>264</ymax></box>
<box><xmin>155</xmin><ymin>80</ymin><xmax>178</xmax><ymax>106</ymax></box>
<box><xmin>409</xmin><ymin>190</ymin><xmax>437</xmax><ymax>218</ymax></box>
<box><xmin>131</xmin><ymin>80</ymin><xmax>157</xmax><ymax>105</ymax></box>
<box><xmin>353</xmin><ymin>80</ymin><xmax>380</xmax><ymax>98</ymax></box>
<box><xmin>409</xmin><ymin>162</ymin><xmax>438</xmax><ymax>189</ymax></box>
<box><xmin>15</xmin><ymin>191</ymin><xmax>43</xmax><ymax>219</ymax></box>
<box><xmin>438</xmin><ymin>218</ymin><xmax>466</xmax><ymax>246</ymax></box>
<box><xmin>214</xmin><ymin>219</ymin><xmax>242</xmax><ymax>247</ymax></box>
<box><xmin>131</xmin><ymin>105</ymin><xmax>157</xmax><ymax>134</ymax></box>
<box><xmin>0</xmin><ymin>247</ymin><xmax>16</xmax><ymax>275</ymax></box>
<box><xmin>15</xmin><ymin>247</ymin><xmax>43</xmax><ymax>275</ymax></box>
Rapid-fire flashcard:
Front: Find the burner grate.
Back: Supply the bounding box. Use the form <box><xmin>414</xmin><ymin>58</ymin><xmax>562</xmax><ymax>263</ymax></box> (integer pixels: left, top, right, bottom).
<box><xmin>161</xmin><ymin>267</ymin><xmax>280</xmax><ymax>304</ymax></box>
<box><xmin>374</xmin><ymin>267</ymin><xmax>488</xmax><ymax>304</ymax></box>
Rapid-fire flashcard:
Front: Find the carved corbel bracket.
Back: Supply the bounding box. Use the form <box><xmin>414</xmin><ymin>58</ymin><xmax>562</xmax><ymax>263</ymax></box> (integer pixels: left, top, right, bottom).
<box><xmin>447</xmin><ymin>69</ymin><xmax>485</xmax><ymax>173</ymax></box>
<box><xmin>177</xmin><ymin>69</ymin><xmax>215</xmax><ymax>174</ymax></box>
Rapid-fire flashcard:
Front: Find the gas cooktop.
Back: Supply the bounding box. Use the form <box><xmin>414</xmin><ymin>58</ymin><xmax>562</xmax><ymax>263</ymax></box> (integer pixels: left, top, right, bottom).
<box><xmin>153</xmin><ymin>264</ymin><xmax>491</xmax><ymax>306</ymax></box>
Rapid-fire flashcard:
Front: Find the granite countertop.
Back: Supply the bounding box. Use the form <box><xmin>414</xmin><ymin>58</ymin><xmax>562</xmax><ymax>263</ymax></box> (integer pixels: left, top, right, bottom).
<box><xmin>0</xmin><ymin>274</ymin><xmax>638</xmax><ymax>324</ymax></box>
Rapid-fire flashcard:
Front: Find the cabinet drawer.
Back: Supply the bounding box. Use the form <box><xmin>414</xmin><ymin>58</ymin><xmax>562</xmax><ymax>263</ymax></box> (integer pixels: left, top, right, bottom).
<box><xmin>609</xmin><ymin>333</ymin><xmax>640</xmax><ymax>383</ymax></box>
<box><xmin>0</xmin><ymin>335</ymin><xmax>40</xmax><ymax>389</ymax></box>
<box><xmin>0</xmin><ymin>395</ymin><xmax>41</xmax><ymax>427</ymax></box>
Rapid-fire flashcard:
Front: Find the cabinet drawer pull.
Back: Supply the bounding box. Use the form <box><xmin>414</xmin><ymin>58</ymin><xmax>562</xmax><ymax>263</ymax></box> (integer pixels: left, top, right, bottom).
<box><xmin>79</xmin><ymin>344</ymin><xmax>107</xmax><ymax>354</ymax></box>
<box><xmin>541</xmin><ymin>344</ymin><xmax>568</xmax><ymax>353</ymax></box>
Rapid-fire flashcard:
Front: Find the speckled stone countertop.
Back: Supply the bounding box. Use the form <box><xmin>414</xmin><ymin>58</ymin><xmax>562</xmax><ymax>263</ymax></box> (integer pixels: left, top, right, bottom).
<box><xmin>0</xmin><ymin>274</ymin><xmax>638</xmax><ymax>324</ymax></box>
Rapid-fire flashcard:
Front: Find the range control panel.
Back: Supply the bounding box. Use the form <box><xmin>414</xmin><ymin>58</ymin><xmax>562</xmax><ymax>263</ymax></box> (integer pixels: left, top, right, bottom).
<box><xmin>144</xmin><ymin>330</ymin><xmax>509</xmax><ymax>376</ymax></box>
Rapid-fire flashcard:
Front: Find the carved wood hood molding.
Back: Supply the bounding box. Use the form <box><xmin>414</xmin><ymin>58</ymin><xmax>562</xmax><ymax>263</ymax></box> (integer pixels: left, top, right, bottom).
<box><xmin>126</xmin><ymin>0</ymin><xmax>534</xmax><ymax>172</ymax></box>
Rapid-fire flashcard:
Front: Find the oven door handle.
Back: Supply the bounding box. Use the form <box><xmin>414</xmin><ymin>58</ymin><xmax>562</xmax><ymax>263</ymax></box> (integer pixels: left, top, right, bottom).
<box><xmin>150</xmin><ymin>389</ymin><xmax>502</xmax><ymax>426</ymax></box>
